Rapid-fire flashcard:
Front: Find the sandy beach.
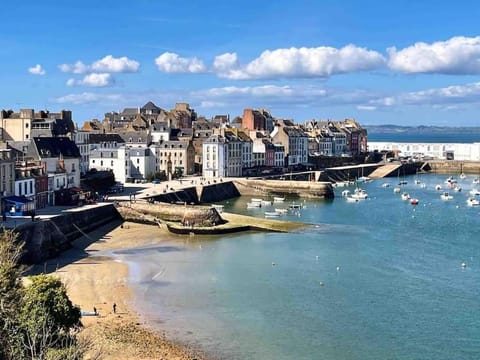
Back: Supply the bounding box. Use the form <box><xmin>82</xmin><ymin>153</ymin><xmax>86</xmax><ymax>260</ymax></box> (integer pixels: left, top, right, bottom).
<box><xmin>44</xmin><ymin>221</ymin><xmax>207</xmax><ymax>360</ymax></box>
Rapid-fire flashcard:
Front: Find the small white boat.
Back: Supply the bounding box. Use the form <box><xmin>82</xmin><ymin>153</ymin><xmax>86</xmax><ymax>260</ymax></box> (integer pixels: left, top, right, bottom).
<box><xmin>251</xmin><ymin>198</ymin><xmax>263</xmax><ymax>202</ymax></box>
<box><xmin>401</xmin><ymin>192</ymin><xmax>410</xmax><ymax>201</ymax></box>
<box><xmin>414</xmin><ymin>179</ymin><xmax>422</xmax><ymax>184</ymax></box>
<box><xmin>273</xmin><ymin>197</ymin><xmax>285</xmax><ymax>202</ymax></box>
<box><xmin>351</xmin><ymin>188</ymin><xmax>368</xmax><ymax>200</ymax></box>
<box><xmin>410</xmin><ymin>198</ymin><xmax>419</xmax><ymax>205</ymax></box>
<box><xmin>393</xmin><ymin>187</ymin><xmax>401</xmax><ymax>193</ymax></box>
<box><xmin>440</xmin><ymin>192</ymin><xmax>453</xmax><ymax>201</ymax></box>
<box><xmin>470</xmin><ymin>189</ymin><xmax>480</xmax><ymax>196</ymax></box>
<box><xmin>274</xmin><ymin>208</ymin><xmax>288</xmax><ymax>214</ymax></box>
<box><xmin>264</xmin><ymin>211</ymin><xmax>281</xmax><ymax>217</ymax></box>
<box><xmin>459</xmin><ymin>173</ymin><xmax>466</xmax><ymax>179</ymax></box>
<box><xmin>420</xmin><ymin>183</ymin><xmax>427</xmax><ymax>189</ymax></box>
<box><xmin>211</xmin><ymin>204</ymin><xmax>224</xmax><ymax>213</ymax></box>
<box><xmin>435</xmin><ymin>184</ymin><xmax>442</xmax><ymax>191</ymax></box>
<box><xmin>289</xmin><ymin>203</ymin><xmax>303</xmax><ymax>209</ymax></box>
<box><xmin>382</xmin><ymin>182</ymin><xmax>390</xmax><ymax>188</ymax></box>
<box><xmin>453</xmin><ymin>186</ymin><xmax>462</xmax><ymax>192</ymax></box>
<box><xmin>345</xmin><ymin>196</ymin><xmax>359</xmax><ymax>203</ymax></box>
<box><xmin>357</xmin><ymin>176</ymin><xmax>371</xmax><ymax>183</ymax></box>
<box><xmin>445</xmin><ymin>176</ymin><xmax>457</xmax><ymax>184</ymax></box>
<box><xmin>247</xmin><ymin>202</ymin><xmax>262</xmax><ymax>208</ymax></box>
<box><xmin>261</xmin><ymin>200</ymin><xmax>272</xmax><ymax>206</ymax></box>
<box><xmin>466</xmin><ymin>197</ymin><xmax>480</xmax><ymax>206</ymax></box>
<box><xmin>342</xmin><ymin>189</ymin><xmax>351</xmax><ymax>197</ymax></box>
<box><xmin>473</xmin><ymin>178</ymin><xmax>480</xmax><ymax>184</ymax></box>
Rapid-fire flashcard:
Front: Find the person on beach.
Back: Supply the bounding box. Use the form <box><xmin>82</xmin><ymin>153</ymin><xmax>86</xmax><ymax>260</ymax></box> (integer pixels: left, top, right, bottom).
<box><xmin>94</xmin><ymin>307</ymin><xmax>97</xmax><ymax>315</ymax></box>
<box><xmin>113</xmin><ymin>303</ymin><xmax>117</xmax><ymax>313</ymax></box>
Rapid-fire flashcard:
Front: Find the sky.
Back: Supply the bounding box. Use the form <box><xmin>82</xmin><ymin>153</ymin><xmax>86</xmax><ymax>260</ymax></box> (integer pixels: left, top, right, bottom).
<box><xmin>2</xmin><ymin>0</ymin><xmax>480</xmax><ymax>126</ymax></box>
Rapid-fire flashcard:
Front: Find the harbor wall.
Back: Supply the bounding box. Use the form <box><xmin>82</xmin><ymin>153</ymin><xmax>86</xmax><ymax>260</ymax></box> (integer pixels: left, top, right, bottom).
<box><xmin>233</xmin><ymin>179</ymin><xmax>334</xmax><ymax>199</ymax></box>
<box><xmin>426</xmin><ymin>160</ymin><xmax>480</xmax><ymax>174</ymax></box>
<box><xmin>15</xmin><ymin>204</ymin><xmax>122</xmax><ymax>264</ymax></box>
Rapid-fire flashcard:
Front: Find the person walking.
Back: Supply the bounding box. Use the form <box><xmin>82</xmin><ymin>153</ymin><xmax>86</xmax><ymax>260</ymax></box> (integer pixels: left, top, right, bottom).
<box><xmin>113</xmin><ymin>303</ymin><xmax>117</xmax><ymax>314</ymax></box>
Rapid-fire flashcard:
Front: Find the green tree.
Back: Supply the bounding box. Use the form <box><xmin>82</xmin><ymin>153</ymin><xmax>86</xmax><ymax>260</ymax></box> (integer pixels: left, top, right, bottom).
<box><xmin>0</xmin><ymin>229</ymin><xmax>25</xmax><ymax>360</ymax></box>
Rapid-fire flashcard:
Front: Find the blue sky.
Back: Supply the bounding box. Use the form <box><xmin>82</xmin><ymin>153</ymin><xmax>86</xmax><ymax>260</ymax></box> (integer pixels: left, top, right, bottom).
<box><xmin>2</xmin><ymin>0</ymin><xmax>480</xmax><ymax>126</ymax></box>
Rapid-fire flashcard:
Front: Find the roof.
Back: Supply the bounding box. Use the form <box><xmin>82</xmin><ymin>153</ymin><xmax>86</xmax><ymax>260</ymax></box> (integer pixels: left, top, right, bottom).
<box><xmin>141</xmin><ymin>101</ymin><xmax>161</xmax><ymax>111</ymax></box>
<box><xmin>34</xmin><ymin>137</ymin><xmax>81</xmax><ymax>158</ymax></box>
<box><xmin>89</xmin><ymin>133</ymin><xmax>125</xmax><ymax>144</ymax></box>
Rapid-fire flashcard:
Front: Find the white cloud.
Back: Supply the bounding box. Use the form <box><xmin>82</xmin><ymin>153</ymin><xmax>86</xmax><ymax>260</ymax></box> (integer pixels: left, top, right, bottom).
<box><xmin>66</xmin><ymin>73</ymin><xmax>114</xmax><ymax>87</ymax></box>
<box><xmin>54</xmin><ymin>92</ymin><xmax>125</xmax><ymax>105</ymax></box>
<box><xmin>214</xmin><ymin>45</ymin><xmax>386</xmax><ymax>80</ymax></box>
<box><xmin>388</xmin><ymin>36</ymin><xmax>480</xmax><ymax>74</ymax></box>
<box><xmin>28</xmin><ymin>64</ymin><xmax>46</xmax><ymax>75</ymax></box>
<box><xmin>58</xmin><ymin>61</ymin><xmax>89</xmax><ymax>74</ymax></box>
<box><xmin>365</xmin><ymin>82</ymin><xmax>480</xmax><ymax>109</ymax></box>
<box><xmin>59</xmin><ymin>55</ymin><xmax>139</xmax><ymax>74</ymax></box>
<box><xmin>357</xmin><ymin>105</ymin><xmax>377</xmax><ymax>111</ymax></box>
<box><xmin>155</xmin><ymin>52</ymin><xmax>207</xmax><ymax>73</ymax></box>
<box><xmin>91</xmin><ymin>55</ymin><xmax>140</xmax><ymax>73</ymax></box>
<box><xmin>200</xmin><ymin>101</ymin><xmax>226</xmax><ymax>108</ymax></box>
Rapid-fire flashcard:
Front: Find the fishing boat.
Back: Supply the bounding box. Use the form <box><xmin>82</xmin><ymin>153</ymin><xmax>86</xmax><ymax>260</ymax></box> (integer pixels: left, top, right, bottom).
<box><xmin>247</xmin><ymin>202</ymin><xmax>262</xmax><ymax>208</ymax></box>
<box><xmin>410</xmin><ymin>198</ymin><xmax>419</xmax><ymax>205</ymax></box>
<box><xmin>345</xmin><ymin>196</ymin><xmax>359</xmax><ymax>203</ymax></box>
<box><xmin>401</xmin><ymin>192</ymin><xmax>410</xmax><ymax>201</ymax></box>
<box><xmin>342</xmin><ymin>189</ymin><xmax>351</xmax><ymax>197</ymax></box>
<box><xmin>273</xmin><ymin>197</ymin><xmax>285</xmax><ymax>202</ymax></box>
<box><xmin>351</xmin><ymin>188</ymin><xmax>368</xmax><ymax>200</ymax></box>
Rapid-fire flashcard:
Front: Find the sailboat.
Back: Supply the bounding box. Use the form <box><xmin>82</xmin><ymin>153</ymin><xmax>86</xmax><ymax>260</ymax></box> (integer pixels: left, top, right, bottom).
<box><xmin>397</xmin><ymin>167</ymin><xmax>407</xmax><ymax>185</ymax></box>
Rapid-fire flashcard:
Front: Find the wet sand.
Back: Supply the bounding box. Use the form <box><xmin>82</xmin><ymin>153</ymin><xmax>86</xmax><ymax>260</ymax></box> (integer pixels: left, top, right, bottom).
<box><xmin>48</xmin><ymin>221</ymin><xmax>207</xmax><ymax>360</ymax></box>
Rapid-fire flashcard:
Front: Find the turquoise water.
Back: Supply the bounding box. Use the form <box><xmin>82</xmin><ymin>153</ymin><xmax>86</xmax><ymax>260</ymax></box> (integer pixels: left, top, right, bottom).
<box><xmin>114</xmin><ymin>173</ymin><xmax>480</xmax><ymax>360</ymax></box>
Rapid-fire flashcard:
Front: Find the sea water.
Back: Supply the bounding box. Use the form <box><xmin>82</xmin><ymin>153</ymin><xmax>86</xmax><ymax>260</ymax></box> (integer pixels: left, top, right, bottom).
<box><xmin>113</xmin><ymin>173</ymin><xmax>480</xmax><ymax>360</ymax></box>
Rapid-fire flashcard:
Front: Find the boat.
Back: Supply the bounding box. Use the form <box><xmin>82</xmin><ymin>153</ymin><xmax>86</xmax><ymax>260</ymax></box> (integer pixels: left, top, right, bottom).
<box><xmin>445</xmin><ymin>176</ymin><xmax>457</xmax><ymax>184</ymax></box>
<box><xmin>345</xmin><ymin>196</ymin><xmax>359</xmax><ymax>203</ymax></box>
<box><xmin>466</xmin><ymin>197</ymin><xmax>480</xmax><ymax>206</ymax></box>
<box><xmin>398</xmin><ymin>180</ymin><xmax>408</xmax><ymax>185</ymax></box>
<box><xmin>420</xmin><ymin>183</ymin><xmax>427</xmax><ymax>189</ymax></box>
<box><xmin>393</xmin><ymin>187</ymin><xmax>401</xmax><ymax>193</ymax></box>
<box><xmin>264</xmin><ymin>211</ymin><xmax>281</xmax><ymax>217</ymax></box>
<box><xmin>273</xmin><ymin>197</ymin><xmax>285</xmax><ymax>202</ymax></box>
<box><xmin>473</xmin><ymin>178</ymin><xmax>480</xmax><ymax>185</ymax></box>
<box><xmin>247</xmin><ymin>202</ymin><xmax>262</xmax><ymax>208</ymax></box>
<box><xmin>211</xmin><ymin>204</ymin><xmax>224</xmax><ymax>213</ymax></box>
<box><xmin>440</xmin><ymin>192</ymin><xmax>453</xmax><ymax>200</ymax></box>
<box><xmin>410</xmin><ymin>198</ymin><xmax>419</xmax><ymax>205</ymax></box>
<box><xmin>401</xmin><ymin>192</ymin><xmax>410</xmax><ymax>201</ymax></box>
<box><xmin>289</xmin><ymin>203</ymin><xmax>303</xmax><ymax>209</ymax></box>
<box><xmin>382</xmin><ymin>182</ymin><xmax>390</xmax><ymax>188</ymax></box>
<box><xmin>351</xmin><ymin>188</ymin><xmax>368</xmax><ymax>200</ymax></box>
<box><xmin>435</xmin><ymin>184</ymin><xmax>442</xmax><ymax>191</ymax></box>
<box><xmin>459</xmin><ymin>173</ymin><xmax>466</xmax><ymax>179</ymax></box>
<box><xmin>274</xmin><ymin>208</ymin><xmax>288</xmax><ymax>214</ymax></box>
<box><xmin>261</xmin><ymin>200</ymin><xmax>272</xmax><ymax>206</ymax></box>
<box><xmin>251</xmin><ymin>198</ymin><xmax>263</xmax><ymax>203</ymax></box>
<box><xmin>469</xmin><ymin>189</ymin><xmax>480</xmax><ymax>196</ymax></box>
<box><xmin>357</xmin><ymin>176</ymin><xmax>371</xmax><ymax>183</ymax></box>
<box><xmin>341</xmin><ymin>189</ymin><xmax>351</xmax><ymax>197</ymax></box>
<box><xmin>453</xmin><ymin>186</ymin><xmax>462</xmax><ymax>192</ymax></box>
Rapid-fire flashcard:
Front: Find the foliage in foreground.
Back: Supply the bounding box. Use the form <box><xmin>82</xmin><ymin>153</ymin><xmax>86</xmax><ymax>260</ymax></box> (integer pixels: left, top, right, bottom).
<box><xmin>0</xmin><ymin>229</ymin><xmax>89</xmax><ymax>360</ymax></box>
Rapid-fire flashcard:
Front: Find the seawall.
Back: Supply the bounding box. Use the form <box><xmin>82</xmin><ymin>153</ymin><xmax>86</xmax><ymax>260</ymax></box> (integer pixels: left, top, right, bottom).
<box><xmin>233</xmin><ymin>179</ymin><xmax>334</xmax><ymax>199</ymax></box>
<box><xmin>15</xmin><ymin>204</ymin><xmax>122</xmax><ymax>264</ymax></box>
<box><xmin>426</xmin><ymin>160</ymin><xmax>480</xmax><ymax>174</ymax></box>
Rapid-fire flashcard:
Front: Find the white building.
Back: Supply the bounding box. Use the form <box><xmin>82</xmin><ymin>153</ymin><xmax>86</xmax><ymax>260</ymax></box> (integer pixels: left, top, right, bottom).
<box><xmin>368</xmin><ymin>142</ymin><xmax>480</xmax><ymax>161</ymax></box>
<box><xmin>150</xmin><ymin>140</ymin><xmax>195</xmax><ymax>177</ymax></box>
<box><xmin>202</xmin><ymin>134</ymin><xmax>227</xmax><ymax>178</ymax></box>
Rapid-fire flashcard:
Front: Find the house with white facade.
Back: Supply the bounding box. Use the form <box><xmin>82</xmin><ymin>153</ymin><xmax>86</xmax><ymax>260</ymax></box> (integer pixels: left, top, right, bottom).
<box><xmin>150</xmin><ymin>140</ymin><xmax>195</xmax><ymax>177</ymax></box>
<box><xmin>202</xmin><ymin>134</ymin><xmax>227</xmax><ymax>178</ymax></box>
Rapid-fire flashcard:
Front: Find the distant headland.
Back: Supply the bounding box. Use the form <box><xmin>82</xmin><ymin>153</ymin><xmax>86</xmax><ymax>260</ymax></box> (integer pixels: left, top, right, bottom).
<box><xmin>365</xmin><ymin>125</ymin><xmax>480</xmax><ymax>133</ymax></box>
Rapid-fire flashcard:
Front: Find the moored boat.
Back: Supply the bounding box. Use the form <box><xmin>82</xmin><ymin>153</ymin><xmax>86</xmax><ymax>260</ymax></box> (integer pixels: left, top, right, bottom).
<box><xmin>466</xmin><ymin>197</ymin><xmax>480</xmax><ymax>206</ymax></box>
<box><xmin>401</xmin><ymin>192</ymin><xmax>410</xmax><ymax>201</ymax></box>
<box><xmin>440</xmin><ymin>192</ymin><xmax>453</xmax><ymax>201</ymax></box>
<box><xmin>410</xmin><ymin>198</ymin><xmax>419</xmax><ymax>205</ymax></box>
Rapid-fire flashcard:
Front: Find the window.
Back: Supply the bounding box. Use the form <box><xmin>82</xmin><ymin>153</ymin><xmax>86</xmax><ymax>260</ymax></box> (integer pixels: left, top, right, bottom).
<box><xmin>111</xmin><ymin>160</ymin><xmax>114</xmax><ymax>166</ymax></box>
<box><xmin>136</xmin><ymin>159</ymin><xmax>139</xmax><ymax>164</ymax></box>
<box><xmin>100</xmin><ymin>160</ymin><xmax>103</xmax><ymax>166</ymax></box>
<box><xmin>24</xmin><ymin>182</ymin><xmax>27</xmax><ymax>194</ymax></box>
<box><xmin>30</xmin><ymin>181</ymin><xmax>33</xmax><ymax>193</ymax></box>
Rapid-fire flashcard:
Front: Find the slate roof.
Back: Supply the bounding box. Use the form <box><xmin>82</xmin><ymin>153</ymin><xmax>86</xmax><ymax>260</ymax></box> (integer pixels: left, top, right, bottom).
<box><xmin>34</xmin><ymin>137</ymin><xmax>81</xmax><ymax>158</ymax></box>
<box><xmin>141</xmin><ymin>101</ymin><xmax>160</xmax><ymax>111</ymax></box>
<box><xmin>89</xmin><ymin>133</ymin><xmax>125</xmax><ymax>144</ymax></box>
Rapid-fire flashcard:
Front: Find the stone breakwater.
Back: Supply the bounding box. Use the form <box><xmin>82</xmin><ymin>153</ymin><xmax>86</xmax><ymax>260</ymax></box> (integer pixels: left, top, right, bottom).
<box><xmin>427</xmin><ymin>160</ymin><xmax>480</xmax><ymax>174</ymax></box>
<box><xmin>233</xmin><ymin>179</ymin><xmax>335</xmax><ymax>199</ymax></box>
